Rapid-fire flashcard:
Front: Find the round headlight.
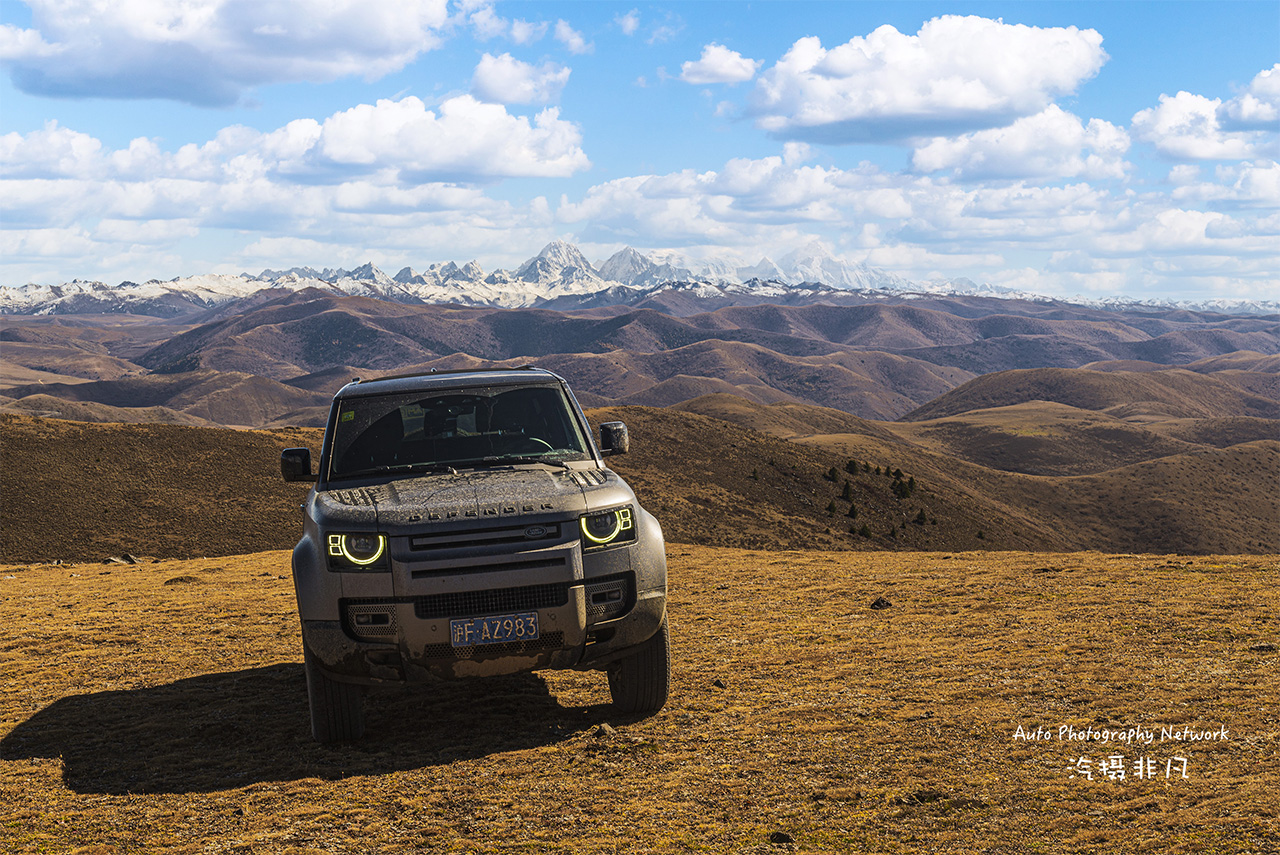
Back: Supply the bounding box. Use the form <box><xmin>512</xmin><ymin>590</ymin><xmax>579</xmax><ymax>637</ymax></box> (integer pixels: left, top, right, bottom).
<box><xmin>580</xmin><ymin>507</ymin><xmax>634</xmax><ymax>547</ymax></box>
<box><xmin>340</xmin><ymin>533</ymin><xmax>386</xmax><ymax>565</ymax></box>
<box><xmin>582</xmin><ymin>510</ymin><xmax>622</xmax><ymax>544</ymax></box>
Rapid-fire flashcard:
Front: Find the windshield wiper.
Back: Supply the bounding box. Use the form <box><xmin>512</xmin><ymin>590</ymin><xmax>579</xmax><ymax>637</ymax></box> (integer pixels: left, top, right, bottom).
<box><xmin>340</xmin><ymin>462</ymin><xmax>459</xmax><ymax>478</ymax></box>
<box><xmin>481</xmin><ymin>455</ymin><xmax>571</xmax><ymax>470</ymax></box>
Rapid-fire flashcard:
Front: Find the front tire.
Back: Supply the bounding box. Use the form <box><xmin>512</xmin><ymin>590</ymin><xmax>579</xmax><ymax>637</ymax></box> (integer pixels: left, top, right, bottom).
<box><xmin>304</xmin><ymin>645</ymin><xmax>365</xmax><ymax>743</ymax></box>
<box><xmin>608</xmin><ymin>615</ymin><xmax>670</xmax><ymax>714</ymax></box>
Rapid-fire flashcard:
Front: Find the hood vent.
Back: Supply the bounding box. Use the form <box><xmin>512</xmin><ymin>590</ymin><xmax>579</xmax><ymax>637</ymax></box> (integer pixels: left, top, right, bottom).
<box><xmin>331</xmin><ymin>488</ymin><xmax>382</xmax><ymax>506</ymax></box>
<box><xmin>566</xmin><ymin>469</ymin><xmax>609</xmax><ymax>488</ymax></box>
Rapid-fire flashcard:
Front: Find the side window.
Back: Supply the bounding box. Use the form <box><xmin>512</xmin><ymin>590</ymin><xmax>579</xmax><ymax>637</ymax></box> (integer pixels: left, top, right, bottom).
<box><xmin>338</xmin><ymin>408</ymin><xmax>405</xmax><ymax>472</ymax></box>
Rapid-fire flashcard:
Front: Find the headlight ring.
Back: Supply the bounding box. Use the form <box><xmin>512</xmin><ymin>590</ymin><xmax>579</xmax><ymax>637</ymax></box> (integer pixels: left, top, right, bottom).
<box><xmin>580</xmin><ymin>506</ymin><xmax>635</xmax><ymax>548</ymax></box>
<box><xmin>326</xmin><ymin>532</ymin><xmax>388</xmax><ymax>569</ymax></box>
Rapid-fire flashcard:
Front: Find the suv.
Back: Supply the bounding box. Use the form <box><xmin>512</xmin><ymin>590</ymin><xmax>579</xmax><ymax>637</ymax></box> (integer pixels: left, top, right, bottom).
<box><xmin>281</xmin><ymin>367</ymin><xmax>669</xmax><ymax>742</ymax></box>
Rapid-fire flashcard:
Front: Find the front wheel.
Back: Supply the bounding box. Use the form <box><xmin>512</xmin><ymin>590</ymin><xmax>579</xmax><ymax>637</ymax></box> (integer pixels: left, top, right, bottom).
<box><xmin>304</xmin><ymin>645</ymin><xmax>365</xmax><ymax>743</ymax></box>
<box><xmin>607</xmin><ymin>615</ymin><xmax>670</xmax><ymax>714</ymax></box>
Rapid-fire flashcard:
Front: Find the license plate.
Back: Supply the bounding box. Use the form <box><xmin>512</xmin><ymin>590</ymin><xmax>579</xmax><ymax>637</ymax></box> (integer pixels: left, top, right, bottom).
<box><xmin>450</xmin><ymin>612</ymin><xmax>539</xmax><ymax>647</ymax></box>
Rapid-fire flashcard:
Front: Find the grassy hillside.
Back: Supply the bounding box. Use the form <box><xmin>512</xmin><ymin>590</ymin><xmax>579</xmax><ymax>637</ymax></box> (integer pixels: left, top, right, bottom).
<box><xmin>902</xmin><ymin>367</ymin><xmax>1280</xmax><ymax>422</ymax></box>
<box><xmin>4</xmin><ymin>403</ymin><xmax>1277</xmax><ymax>564</ymax></box>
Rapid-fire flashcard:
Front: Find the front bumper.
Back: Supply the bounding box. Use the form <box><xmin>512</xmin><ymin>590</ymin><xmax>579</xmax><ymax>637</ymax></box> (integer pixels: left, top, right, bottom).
<box><xmin>301</xmin><ymin>585</ymin><xmax>665</xmax><ymax>683</ymax></box>
<box><xmin>294</xmin><ymin>505</ymin><xmax>667</xmax><ymax>684</ymax></box>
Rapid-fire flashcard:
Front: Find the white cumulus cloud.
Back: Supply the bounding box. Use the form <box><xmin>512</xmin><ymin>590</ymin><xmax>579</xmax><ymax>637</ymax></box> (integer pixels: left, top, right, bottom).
<box><xmin>296</xmin><ymin>96</ymin><xmax>589</xmax><ymax>181</ymax></box>
<box><xmin>1131</xmin><ymin>90</ymin><xmax>1270</xmax><ymax>160</ymax></box>
<box><xmin>749</xmin><ymin>16</ymin><xmax>1107</xmax><ymax>143</ymax></box>
<box><xmin>554</xmin><ymin>20</ymin><xmax>593</xmax><ymax>55</ymax></box>
<box><xmin>0</xmin><ymin>121</ymin><xmax>104</xmax><ymax>178</ymax></box>
<box><xmin>464</xmin><ymin>3</ymin><xmax>547</xmax><ymax>44</ymax></box>
<box><xmin>510</xmin><ymin>19</ymin><xmax>549</xmax><ymax>44</ymax></box>
<box><xmin>1219</xmin><ymin>64</ymin><xmax>1280</xmax><ymax>131</ymax></box>
<box><xmin>0</xmin><ymin>96</ymin><xmax>589</xmax><ymax>188</ymax></box>
<box><xmin>472</xmin><ymin>53</ymin><xmax>570</xmax><ymax>105</ymax></box>
<box><xmin>0</xmin><ymin>0</ymin><xmax>450</xmax><ymax>105</ymax></box>
<box><xmin>681</xmin><ymin>43</ymin><xmax>762</xmax><ymax>85</ymax></box>
<box><xmin>616</xmin><ymin>10</ymin><xmax>640</xmax><ymax>36</ymax></box>
<box><xmin>911</xmin><ymin>105</ymin><xmax>1130</xmax><ymax>180</ymax></box>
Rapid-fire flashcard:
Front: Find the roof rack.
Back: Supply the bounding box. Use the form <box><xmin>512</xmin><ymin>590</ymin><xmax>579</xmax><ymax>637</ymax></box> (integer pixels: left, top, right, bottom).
<box><xmin>353</xmin><ymin>364</ymin><xmax>539</xmax><ymax>384</ymax></box>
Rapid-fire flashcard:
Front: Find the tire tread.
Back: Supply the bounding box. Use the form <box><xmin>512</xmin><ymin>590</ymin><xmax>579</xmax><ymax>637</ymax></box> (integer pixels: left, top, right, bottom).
<box><xmin>304</xmin><ymin>646</ymin><xmax>365</xmax><ymax>742</ymax></box>
<box><xmin>608</xmin><ymin>615</ymin><xmax>670</xmax><ymax>714</ymax></box>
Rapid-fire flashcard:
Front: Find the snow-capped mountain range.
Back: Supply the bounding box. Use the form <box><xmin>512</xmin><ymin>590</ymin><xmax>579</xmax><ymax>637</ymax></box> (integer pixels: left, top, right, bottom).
<box><xmin>2</xmin><ymin>241</ymin><xmax>1277</xmax><ymax>317</ymax></box>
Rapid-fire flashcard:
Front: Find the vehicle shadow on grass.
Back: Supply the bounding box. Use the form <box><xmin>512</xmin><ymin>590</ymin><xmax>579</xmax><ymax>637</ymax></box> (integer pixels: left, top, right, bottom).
<box><xmin>0</xmin><ymin>663</ymin><xmax>624</xmax><ymax>795</ymax></box>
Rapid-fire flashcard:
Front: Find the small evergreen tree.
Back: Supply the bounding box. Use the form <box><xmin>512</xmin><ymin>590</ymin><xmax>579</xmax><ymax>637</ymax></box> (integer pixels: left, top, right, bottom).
<box><xmin>825</xmin><ymin>466</ymin><xmax>838</xmax><ymax>482</ymax></box>
<box><xmin>863</xmin><ymin>461</ymin><xmax>871</xmax><ymax>473</ymax></box>
<box><xmin>858</xmin><ymin>524</ymin><xmax>872</xmax><ymax>537</ymax></box>
<box><xmin>874</xmin><ymin>465</ymin><xmax>881</xmax><ymax>476</ymax></box>
<box><xmin>914</xmin><ymin>509</ymin><xmax>927</xmax><ymax>525</ymax></box>
<box><xmin>749</xmin><ymin>467</ymin><xmax>759</xmax><ymax>480</ymax></box>
<box><xmin>893</xmin><ymin>468</ymin><xmax>904</xmax><ymax>480</ymax></box>
<box><xmin>907</xmin><ymin>476</ymin><xmax>916</xmax><ymax>495</ymax></box>
<box><xmin>847</xmin><ymin>504</ymin><xmax>858</xmax><ymax>519</ymax></box>
<box><xmin>826</xmin><ymin>500</ymin><xmax>837</xmax><ymax>516</ymax></box>
<box><xmin>841</xmin><ymin>481</ymin><xmax>853</xmax><ymax>501</ymax></box>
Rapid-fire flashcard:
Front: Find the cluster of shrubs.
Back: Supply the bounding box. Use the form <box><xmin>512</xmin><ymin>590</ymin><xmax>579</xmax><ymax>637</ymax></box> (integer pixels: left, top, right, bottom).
<box><xmin>821</xmin><ymin>459</ymin><xmax>935</xmax><ymax>541</ymax></box>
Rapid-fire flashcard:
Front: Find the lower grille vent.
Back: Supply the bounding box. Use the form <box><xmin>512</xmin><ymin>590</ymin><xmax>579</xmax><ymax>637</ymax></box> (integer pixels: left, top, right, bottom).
<box><xmin>345</xmin><ymin>603</ymin><xmax>399</xmax><ymax>641</ymax></box>
<box><xmin>585</xmin><ymin>575</ymin><xmax>632</xmax><ymax>624</ymax></box>
<box><xmin>412</xmin><ymin>582</ymin><xmax>569</xmax><ymax>620</ymax></box>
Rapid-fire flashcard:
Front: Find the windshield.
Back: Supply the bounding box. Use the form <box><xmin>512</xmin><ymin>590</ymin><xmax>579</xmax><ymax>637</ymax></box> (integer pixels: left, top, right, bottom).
<box><xmin>327</xmin><ymin>383</ymin><xmax>591</xmax><ymax>479</ymax></box>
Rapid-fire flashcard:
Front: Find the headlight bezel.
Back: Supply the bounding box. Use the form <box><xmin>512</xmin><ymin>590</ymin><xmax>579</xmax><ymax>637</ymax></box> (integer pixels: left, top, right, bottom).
<box><xmin>580</xmin><ymin>505</ymin><xmax>636</xmax><ymax>550</ymax></box>
<box><xmin>325</xmin><ymin>532</ymin><xmax>389</xmax><ymax>571</ymax></box>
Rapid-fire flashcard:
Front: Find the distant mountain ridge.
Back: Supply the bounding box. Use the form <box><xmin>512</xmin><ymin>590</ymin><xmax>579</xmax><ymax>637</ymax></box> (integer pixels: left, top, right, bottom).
<box><xmin>6</xmin><ymin>240</ymin><xmax>1277</xmax><ymax>319</ymax></box>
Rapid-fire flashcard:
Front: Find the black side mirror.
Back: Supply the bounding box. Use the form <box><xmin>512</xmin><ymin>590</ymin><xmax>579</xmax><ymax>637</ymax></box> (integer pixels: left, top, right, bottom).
<box><xmin>599</xmin><ymin>422</ymin><xmax>629</xmax><ymax>456</ymax></box>
<box><xmin>281</xmin><ymin>448</ymin><xmax>315</xmax><ymax>482</ymax></box>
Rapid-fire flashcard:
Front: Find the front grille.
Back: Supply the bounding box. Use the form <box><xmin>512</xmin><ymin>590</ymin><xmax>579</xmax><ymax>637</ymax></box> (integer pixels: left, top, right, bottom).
<box><xmin>412</xmin><ymin>582</ymin><xmax>570</xmax><ymax>619</ymax></box>
<box><xmin>422</xmin><ymin>631</ymin><xmax>565</xmax><ymax>660</ymax></box>
<box><xmin>410</xmin><ymin>555</ymin><xmax>566</xmax><ymax>579</ymax></box>
<box><xmin>410</xmin><ymin>523</ymin><xmax>563</xmax><ymax>551</ymax></box>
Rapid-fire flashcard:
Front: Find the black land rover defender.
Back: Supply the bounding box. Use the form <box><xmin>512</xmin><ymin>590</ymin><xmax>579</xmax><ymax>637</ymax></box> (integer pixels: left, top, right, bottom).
<box><xmin>281</xmin><ymin>367</ymin><xmax>669</xmax><ymax>742</ymax></box>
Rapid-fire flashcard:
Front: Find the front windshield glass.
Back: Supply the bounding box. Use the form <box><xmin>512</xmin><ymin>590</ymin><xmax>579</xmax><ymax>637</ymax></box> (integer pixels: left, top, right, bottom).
<box><xmin>327</xmin><ymin>383</ymin><xmax>591</xmax><ymax>479</ymax></box>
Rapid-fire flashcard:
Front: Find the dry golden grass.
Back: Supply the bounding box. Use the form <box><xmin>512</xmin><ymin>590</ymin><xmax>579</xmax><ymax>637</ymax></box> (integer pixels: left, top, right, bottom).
<box><xmin>3</xmin><ymin>547</ymin><xmax>1278</xmax><ymax>853</ymax></box>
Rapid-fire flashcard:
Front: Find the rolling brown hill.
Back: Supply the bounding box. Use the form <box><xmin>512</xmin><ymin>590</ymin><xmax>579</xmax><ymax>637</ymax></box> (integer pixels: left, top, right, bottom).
<box><xmin>886</xmin><ymin>401</ymin><xmax>1203</xmax><ymax>476</ymax></box>
<box><xmin>5</xmin><ymin>291</ymin><xmax>1279</xmax><ymax>426</ymax></box>
<box><xmin>0</xmin><ymin>414</ymin><xmax>320</xmax><ymax>563</ymax></box>
<box><xmin>4</xmin><ymin>396</ymin><xmax>1277</xmax><ymax>566</ymax></box>
<box><xmin>0</xmin><ymin>393</ymin><xmax>218</xmax><ymax>426</ymax></box>
<box><xmin>0</xmin><ymin>340</ymin><xmax>142</xmax><ymax>385</ymax></box>
<box><xmin>0</xmin><ymin>409</ymin><xmax>1020</xmax><ymax>563</ymax></box>
<box><xmin>665</xmin><ymin>395</ymin><xmax>1279</xmax><ymax>554</ymax></box>
<box><xmin>2</xmin><ymin>370</ymin><xmax>329</xmax><ymax>427</ymax></box>
<box><xmin>901</xmin><ymin>367</ymin><xmax>1280</xmax><ymax>421</ymax></box>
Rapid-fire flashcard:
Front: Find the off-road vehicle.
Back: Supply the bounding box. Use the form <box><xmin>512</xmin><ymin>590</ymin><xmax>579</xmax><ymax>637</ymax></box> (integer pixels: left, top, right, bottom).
<box><xmin>281</xmin><ymin>367</ymin><xmax>669</xmax><ymax>742</ymax></box>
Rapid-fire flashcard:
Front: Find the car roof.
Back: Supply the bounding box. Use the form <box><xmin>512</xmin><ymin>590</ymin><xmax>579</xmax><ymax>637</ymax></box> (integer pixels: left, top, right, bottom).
<box><xmin>333</xmin><ymin>366</ymin><xmax>565</xmax><ymax>399</ymax></box>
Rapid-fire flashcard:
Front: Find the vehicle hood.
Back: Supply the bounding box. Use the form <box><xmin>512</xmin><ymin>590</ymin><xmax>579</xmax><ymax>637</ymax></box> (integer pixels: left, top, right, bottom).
<box><xmin>316</xmin><ymin>466</ymin><xmax>636</xmax><ymax>532</ymax></box>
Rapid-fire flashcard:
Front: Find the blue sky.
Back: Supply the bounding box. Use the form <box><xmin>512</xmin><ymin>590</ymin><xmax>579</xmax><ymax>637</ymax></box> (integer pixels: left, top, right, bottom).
<box><xmin>1</xmin><ymin>0</ymin><xmax>1277</xmax><ymax>301</ymax></box>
